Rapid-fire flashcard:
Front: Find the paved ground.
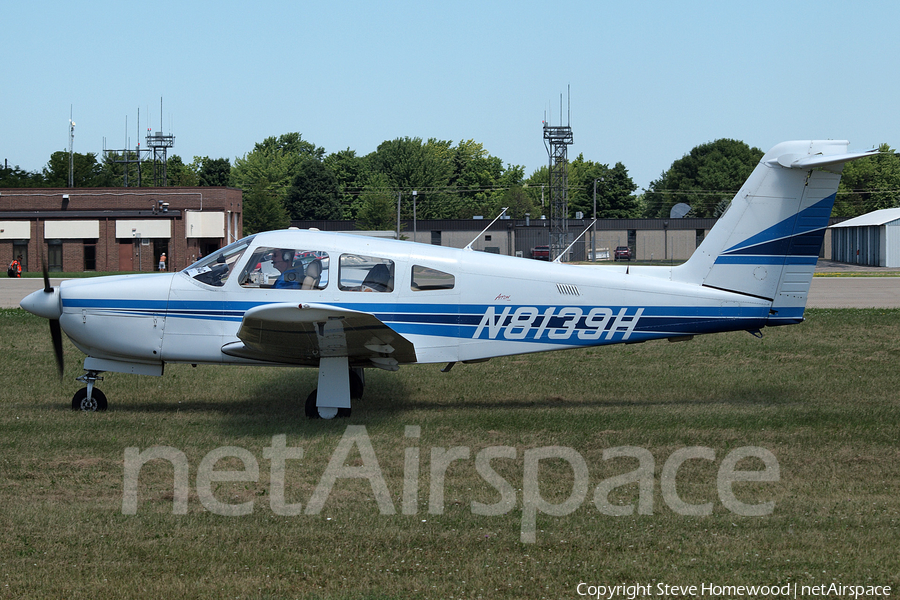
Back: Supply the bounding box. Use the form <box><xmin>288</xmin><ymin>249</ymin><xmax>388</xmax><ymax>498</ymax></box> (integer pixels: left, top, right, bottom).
<box><xmin>2</xmin><ymin>266</ymin><xmax>899</xmax><ymax>309</ymax></box>
<box><xmin>807</xmin><ymin>277</ymin><xmax>900</xmax><ymax>308</ymax></box>
<box><xmin>0</xmin><ymin>278</ymin><xmax>69</xmax><ymax>309</ymax></box>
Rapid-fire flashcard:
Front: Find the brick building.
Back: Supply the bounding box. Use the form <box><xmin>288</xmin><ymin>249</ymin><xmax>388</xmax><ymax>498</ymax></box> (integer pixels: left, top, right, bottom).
<box><xmin>0</xmin><ymin>187</ymin><xmax>242</xmax><ymax>273</ymax></box>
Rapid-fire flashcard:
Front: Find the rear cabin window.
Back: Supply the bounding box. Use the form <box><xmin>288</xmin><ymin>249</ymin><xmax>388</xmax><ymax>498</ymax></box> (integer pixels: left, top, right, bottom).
<box><xmin>411</xmin><ymin>265</ymin><xmax>455</xmax><ymax>291</ymax></box>
<box><xmin>339</xmin><ymin>254</ymin><xmax>394</xmax><ymax>292</ymax></box>
<box><xmin>238</xmin><ymin>247</ymin><xmax>329</xmax><ymax>290</ymax></box>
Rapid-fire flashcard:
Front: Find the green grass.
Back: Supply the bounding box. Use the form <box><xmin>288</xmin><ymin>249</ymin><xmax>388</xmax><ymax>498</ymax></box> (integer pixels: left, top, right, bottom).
<box><xmin>1</xmin><ymin>308</ymin><xmax>899</xmax><ymax>599</ymax></box>
<box><xmin>813</xmin><ymin>271</ymin><xmax>900</xmax><ymax>277</ymax></box>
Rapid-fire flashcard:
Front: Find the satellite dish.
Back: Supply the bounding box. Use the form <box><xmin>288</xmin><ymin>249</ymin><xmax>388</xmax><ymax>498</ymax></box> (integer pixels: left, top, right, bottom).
<box><xmin>670</xmin><ymin>203</ymin><xmax>691</xmax><ymax>219</ymax></box>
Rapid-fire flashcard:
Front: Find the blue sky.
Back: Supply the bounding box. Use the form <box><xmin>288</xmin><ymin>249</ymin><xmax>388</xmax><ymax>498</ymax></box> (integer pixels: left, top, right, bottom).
<box><xmin>2</xmin><ymin>0</ymin><xmax>897</xmax><ymax>191</ymax></box>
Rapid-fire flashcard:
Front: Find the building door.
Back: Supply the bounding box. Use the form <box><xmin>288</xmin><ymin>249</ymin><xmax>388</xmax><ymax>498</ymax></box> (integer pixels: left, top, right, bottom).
<box><xmin>153</xmin><ymin>240</ymin><xmax>169</xmax><ymax>271</ymax></box>
<box><xmin>84</xmin><ymin>242</ymin><xmax>97</xmax><ymax>271</ymax></box>
<box><xmin>47</xmin><ymin>242</ymin><xmax>62</xmax><ymax>272</ymax></box>
<box><xmin>12</xmin><ymin>242</ymin><xmax>28</xmax><ymax>273</ymax></box>
<box><xmin>119</xmin><ymin>240</ymin><xmax>134</xmax><ymax>271</ymax></box>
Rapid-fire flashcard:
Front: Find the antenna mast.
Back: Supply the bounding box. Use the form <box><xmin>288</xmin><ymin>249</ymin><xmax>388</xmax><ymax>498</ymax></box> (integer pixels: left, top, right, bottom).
<box><xmin>146</xmin><ymin>97</ymin><xmax>175</xmax><ymax>186</ymax></box>
<box><xmin>68</xmin><ymin>107</ymin><xmax>75</xmax><ymax>188</ymax></box>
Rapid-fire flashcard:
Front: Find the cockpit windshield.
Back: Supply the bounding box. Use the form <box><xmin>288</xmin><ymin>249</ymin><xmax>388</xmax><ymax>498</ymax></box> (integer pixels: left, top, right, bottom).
<box><xmin>183</xmin><ymin>235</ymin><xmax>256</xmax><ymax>287</ymax></box>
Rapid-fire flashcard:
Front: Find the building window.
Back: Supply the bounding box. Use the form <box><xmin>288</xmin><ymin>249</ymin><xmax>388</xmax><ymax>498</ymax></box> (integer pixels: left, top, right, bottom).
<box><xmin>84</xmin><ymin>240</ymin><xmax>97</xmax><ymax>271</ymax></box>
<box><xmin>47</xmin><ymin>240</ymin><xmax>63</xmax><ymax>272</ymax></box>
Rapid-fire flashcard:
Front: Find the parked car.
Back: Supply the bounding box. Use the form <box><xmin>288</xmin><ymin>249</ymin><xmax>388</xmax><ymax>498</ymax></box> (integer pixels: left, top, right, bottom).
<box><xmin>531</xmin><ymin>245</ymin><xmax>550</xmax><ymax>260</ymax></box>
<box><xmin>614</xmin><ymin>246</ymin><xmax>632</xmax><ymax>261</ymax></box>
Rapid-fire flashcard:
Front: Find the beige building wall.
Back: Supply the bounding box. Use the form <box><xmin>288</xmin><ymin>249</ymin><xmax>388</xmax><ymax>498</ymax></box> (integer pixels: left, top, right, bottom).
<box><xmin>587</xmin><ymin>230</ymin><xmax>629</xmax><ymax>260</ymax></box>
<box><xmin>634</xmin><ymin>230</ymin><xmax>697</xmax><ymax>261</ymax></box>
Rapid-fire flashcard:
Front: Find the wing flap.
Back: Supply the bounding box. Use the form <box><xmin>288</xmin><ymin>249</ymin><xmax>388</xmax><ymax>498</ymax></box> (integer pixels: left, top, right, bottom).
<box><xmin>223</xmin><ymin>302</ymin><xmax>417</xmax><ymax>366</ymax></box>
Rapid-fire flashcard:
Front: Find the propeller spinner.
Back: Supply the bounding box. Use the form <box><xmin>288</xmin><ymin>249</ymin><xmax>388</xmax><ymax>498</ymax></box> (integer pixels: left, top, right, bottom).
<box><xmin>19</xmin><ymin>256</ymin><xmax>64</xmax><ymax>378</ymax></box>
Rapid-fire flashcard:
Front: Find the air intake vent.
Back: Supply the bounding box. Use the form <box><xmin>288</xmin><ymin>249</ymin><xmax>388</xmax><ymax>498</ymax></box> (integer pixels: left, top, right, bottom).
<box><xmin>556</xmin><ymin>283</ymin><xmax>580</xmax><ymax>296</ymax></box>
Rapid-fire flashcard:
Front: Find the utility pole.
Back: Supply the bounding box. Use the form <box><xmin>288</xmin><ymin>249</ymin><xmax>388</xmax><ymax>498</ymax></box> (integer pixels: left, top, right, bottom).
<box><xmin>68</xmin><ymin>108</ymin><xmax>75</xmax><ymax>188</ymax></box>
<box><xmin>412</xmin><ymin>190</ymin><xmax>417</xmax><ymax>242</ymax></box>
<box><xmin>592</xmin><ymin>178</ymin><xmax>599</xmax><ymax>261</ymax></box>
<box><xmin>396</xmin><ymin>190</ymin><xmax>401</xmax><ymax>240</ymax></box>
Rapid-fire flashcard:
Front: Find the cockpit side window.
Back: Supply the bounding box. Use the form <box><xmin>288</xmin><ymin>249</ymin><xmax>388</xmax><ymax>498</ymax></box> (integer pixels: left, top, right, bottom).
<box><xmin>238</xmin><ymin>247</ymin><xmax>329</xmax><ymax>290</ymax></box>
<box><xmin>184</xmin><ymin>236</ymin><xmax>255</xmax><ymax>287</ymax></box>
<box><xmin>411</xmin><ymin>265</ymin><xmax>455</xmax><ymax>291</ymax></box>
<box><xmin>339</xmin><ymin>254</ymin><xmax>394</xmax><ymax>292</ymax></box>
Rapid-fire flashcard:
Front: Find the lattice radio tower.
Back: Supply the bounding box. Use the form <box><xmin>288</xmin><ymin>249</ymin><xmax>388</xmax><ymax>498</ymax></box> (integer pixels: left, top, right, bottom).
<box><xmin>146</xmin><ymin>98</ymin><xmax>175</xmax><ymax>186</ymax></box>
<box><xmin>543</xmin><ymin>90</ymin><xmax>573</xmax><ymax>261</ymax></box>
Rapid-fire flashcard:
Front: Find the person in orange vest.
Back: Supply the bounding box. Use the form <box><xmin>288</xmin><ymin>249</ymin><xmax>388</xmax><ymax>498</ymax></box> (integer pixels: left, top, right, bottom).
<box><xmin>8</xmin><ymin>255</ymin><xmax>23</xmax><ymax>277</ymax></box>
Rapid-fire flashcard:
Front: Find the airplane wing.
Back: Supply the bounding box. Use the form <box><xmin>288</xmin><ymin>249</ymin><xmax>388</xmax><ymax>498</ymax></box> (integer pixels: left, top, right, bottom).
<box><xmin>221</xmin><ymin>302</ymin><xmax>417</xmax><ymax>369</ymax></box>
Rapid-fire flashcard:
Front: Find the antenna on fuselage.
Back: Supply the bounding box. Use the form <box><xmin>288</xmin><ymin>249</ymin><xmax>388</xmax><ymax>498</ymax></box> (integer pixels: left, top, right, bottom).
<box><xmin>464</xmin><ymin>207</ymin><xmax>509</xmax><ymax>251</ymax></box>
<box><xmin>553</xmin><ymin>218</ymin><xmax>597</xmax><ymax>264</ymax></box>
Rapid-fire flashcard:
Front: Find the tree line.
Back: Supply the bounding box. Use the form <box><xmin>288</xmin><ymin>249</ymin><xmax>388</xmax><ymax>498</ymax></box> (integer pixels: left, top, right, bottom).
<box><xmin>3</xmin><ymin>136</ymin><xmax>897</xmax><ymax>233</ymax></box>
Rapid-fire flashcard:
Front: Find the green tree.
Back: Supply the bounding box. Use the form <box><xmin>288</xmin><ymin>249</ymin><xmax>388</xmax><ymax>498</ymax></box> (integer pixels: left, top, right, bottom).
<box><xmin>568</xmin><ymin>156</ymin><xmax>640</xmax><ymax>219</ymax></box>
<box><xmin>446</xmin><ymin>139</ymin><xmax>506</xmax><ymax>217</ymax></box>
<box><xmin>232</xmin><ymin>133</ymin><xmax>324</xmax><ymax>209</ymax></box>
<box><xmin>497</xmin><ymin>185</ymin><xmax>538</xmax><ymax>219</ymax></box>
<box><xmin>96</xmin><ymin>150</ymin><xmax>139</xmax><ymax>186</ymax></box>
<box><xmin>197</xmin><ymin>157</ymin><xmax>231</xmax><ymax>186</ymax></box>
<box><xmin>167</xmin><ymin>155</ymin><xmax>200</xmax><ymax>186</ymax></box>
<box><xmin>0</xmin><ymin>164</ymin><xmax>43</xmax><ymax>187</ymax></box>
<box><xmin>242</xmin><ymin>179</ymin><xmax>290</xmax><ymax>234</ymax></box>
<box><xmin>355</xmin><ymin>173</ymin><xmax>397</xmax><ymax>230</ymax></box>
<box><xmin>42</xmin><ymin>150</ymin><xmax>103</xmax><ymax>187</ymax></box>
<box><xmin>644</xmin><ymin>139</ymin><xmax>763</xmax><ymax>218</ymax></box>
<box><xmin>324</xmin><ymin>148</ymin><xmax>370</xmax><ymax>218</ymax></box>
<box><xmin>835</xmin><ymin>143</ymin><xmax>900</xmax><ymax>216</ymax></box>
<box><xmin>367</xmin><ymin>137</ymin><xmax>452</xmax><ymax>219</ymax></box>
<box><xmin>524</xmin><ymin>166</ymin><xmax>550</xmax><ymax>217</ymax></box>
<box><xmin>285</xmin><ymin>158</ymin><xmax>342</xmax><ymax>220</ymax></box>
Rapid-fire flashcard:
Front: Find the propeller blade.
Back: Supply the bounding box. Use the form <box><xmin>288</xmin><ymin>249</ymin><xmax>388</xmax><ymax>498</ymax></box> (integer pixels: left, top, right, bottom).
<box><xmin>49</xmin><ymin>319</ymin><xmax>64</xmax><ymax>379</ymax></box>
<box><xmin>42</xmin><ymin>254</ymin><xmax>52</xmax><ymax>293</ymax></box>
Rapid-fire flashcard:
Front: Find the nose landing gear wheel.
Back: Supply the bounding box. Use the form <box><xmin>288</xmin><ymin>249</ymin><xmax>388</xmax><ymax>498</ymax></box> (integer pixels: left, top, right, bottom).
<box><xmin>304</xmin><ymin>390</ymin><xmax>351</xmax><ymax>419</ymax></box>
<box><xmin>72</xmin><ymin>387</ymin><xmax>108</xmax><ymax>412</ymax></box>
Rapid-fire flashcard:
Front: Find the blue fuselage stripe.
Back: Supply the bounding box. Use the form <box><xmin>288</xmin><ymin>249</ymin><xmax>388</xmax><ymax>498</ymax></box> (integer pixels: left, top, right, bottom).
<box><xmin>62</xmin><ymin>298</ymin><xmax>783</xmax><ymax>346</ymax></box>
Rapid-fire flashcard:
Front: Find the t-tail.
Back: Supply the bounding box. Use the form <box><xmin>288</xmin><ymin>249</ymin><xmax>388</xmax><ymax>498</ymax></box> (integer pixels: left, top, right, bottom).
<box><xmin>671</xmin><ymin>140</ymin><xmax>877</xmax><ymax>324</ymax></box>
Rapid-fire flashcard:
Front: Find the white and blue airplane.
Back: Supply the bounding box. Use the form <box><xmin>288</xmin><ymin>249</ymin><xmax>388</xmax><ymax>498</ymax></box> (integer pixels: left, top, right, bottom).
<box><xmin>21</xmin><ymin>140</ymin><xmax>876</xmax><ymax>418</ymax></box>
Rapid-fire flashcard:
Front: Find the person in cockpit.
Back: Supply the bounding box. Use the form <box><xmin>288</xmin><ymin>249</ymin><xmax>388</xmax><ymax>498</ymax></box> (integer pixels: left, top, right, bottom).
<box><xmin>272</xmin><ymin>250</ymin><xmax>304</xmax><ymax>289</ymax></box>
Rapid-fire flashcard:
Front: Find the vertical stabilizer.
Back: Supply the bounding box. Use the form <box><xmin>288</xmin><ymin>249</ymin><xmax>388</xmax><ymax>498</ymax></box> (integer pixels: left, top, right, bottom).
<box><xmin>673</xmin><ymin>140</ymin><xmax>877</xmax><ymax>323</ymax></box>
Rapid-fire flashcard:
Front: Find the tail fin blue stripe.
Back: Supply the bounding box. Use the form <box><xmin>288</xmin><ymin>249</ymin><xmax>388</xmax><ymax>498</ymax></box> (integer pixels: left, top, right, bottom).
<box><xmin>714</xmin><ymin>255</ymin><xmax>818</xmax><ymax>265</ymax></box>
<box><xmin>721</xmin><ymin>194</ymin><xmax>836</xmax><ymax>255</ymax></box>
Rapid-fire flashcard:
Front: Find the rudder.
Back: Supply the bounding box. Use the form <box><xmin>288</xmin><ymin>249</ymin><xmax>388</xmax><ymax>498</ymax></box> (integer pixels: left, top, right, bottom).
<box><xmin>673</xmin><ymin>140</ymin><xmax>877</xmax><ymax>322</ymax></box>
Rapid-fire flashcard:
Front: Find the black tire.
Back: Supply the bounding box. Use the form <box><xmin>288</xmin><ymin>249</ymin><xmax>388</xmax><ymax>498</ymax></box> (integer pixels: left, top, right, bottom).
<box><xmin>349</xmin><ymin>369</ymin><xmax>364</xmax><ymax>399</ymax></box>
<box><xmin>305</xmin><ymin>389</ymin><xmax>351</xmax><ymax>419</ymax></box>
<box><xmin>71</xmin><ymin>387</ymin><xmax>108</xmax><ymax>412</ymax></box>
<box><xmin>305</xmin><ymin>390</ymin><xmax>320</xmax><ymax>419</ymax></box>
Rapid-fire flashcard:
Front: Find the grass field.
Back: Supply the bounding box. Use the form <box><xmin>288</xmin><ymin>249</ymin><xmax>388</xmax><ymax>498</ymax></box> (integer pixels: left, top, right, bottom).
<box><xmin>1</xmin><ymin>308</ymin><xmax>899</xmax><ymax>599</ymax></box>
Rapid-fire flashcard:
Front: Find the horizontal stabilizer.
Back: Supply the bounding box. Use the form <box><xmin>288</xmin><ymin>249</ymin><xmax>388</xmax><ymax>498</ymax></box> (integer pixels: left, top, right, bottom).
<box><xmin>775</xmin><ymin>148</ymin><xmax>879</xmax><ymax>170</ymax></box>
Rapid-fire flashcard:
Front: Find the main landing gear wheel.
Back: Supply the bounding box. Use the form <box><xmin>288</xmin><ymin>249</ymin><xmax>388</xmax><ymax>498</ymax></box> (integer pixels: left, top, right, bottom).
<box><xmin>304</xmin><ymin>390</ymin><xmax>351</xmax><ymax>420</ymax></box>
<box><xmin>72</xmin><ymin>387</ymin><xmax>108</xmax><ymax>412</ymax></box>
<box><xmin>349</xmin><ymin>369</ymin><xmax>364</xmax><ymax>400</ymax></box>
